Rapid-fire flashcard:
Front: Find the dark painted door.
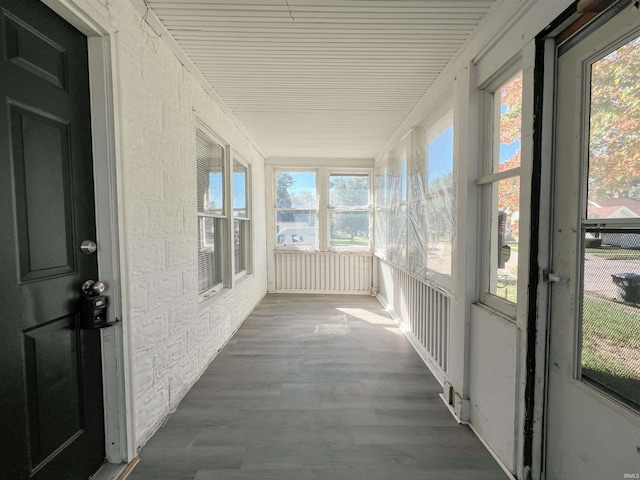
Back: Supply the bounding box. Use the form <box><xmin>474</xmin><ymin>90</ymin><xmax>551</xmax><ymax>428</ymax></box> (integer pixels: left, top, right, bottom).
<box><xmin>0</xmin><ymin>0</ymin><xmax>105</xmax><ymax>478</ymax></box>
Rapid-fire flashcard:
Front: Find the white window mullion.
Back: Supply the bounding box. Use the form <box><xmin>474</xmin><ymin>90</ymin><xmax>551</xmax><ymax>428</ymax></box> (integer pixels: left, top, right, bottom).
<box><xmin>224</xmin><ymin>146</ymin><xmax>233</xmax><ymax>288</ymax></box>
<box><xmin>318</xmin><ymin>168</ymin><xmax>328</xmax><ymax>251</ymax></box>
<box><xmin>232</xmin><ymin>155</ymin><xmax>251</xmax><ymax>276</ymax></box>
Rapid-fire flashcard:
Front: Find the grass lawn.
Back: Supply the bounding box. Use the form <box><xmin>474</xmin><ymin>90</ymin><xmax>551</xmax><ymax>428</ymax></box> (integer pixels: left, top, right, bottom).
<box><xmin>585</xmin><ymin>246</ymin><xmax>640</xmax><ymax>260</ymax></box>
<box><xmin>494</xmin><ymin>276</ymin><xmax>517</xmax><ymax>303</ymax></box>
<box><xmin>581</xmin><ymin>296</ymin><xmax>640</xmax><ymax>407</ymax></box>
<box><xmin>331</xmin><ymin>233</ymin><xmax>369</xmax><ymax>247</ymax></box>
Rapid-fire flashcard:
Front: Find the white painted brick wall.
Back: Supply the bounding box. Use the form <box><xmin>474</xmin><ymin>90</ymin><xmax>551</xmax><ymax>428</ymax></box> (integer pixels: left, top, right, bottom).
<box><xmin>169</xmin><ymin>349</ymin><xmax>198</xmax><ymax>405</ymax></box>
<box><xmin>147</xmin><ymin>203</ymin><xmax>184</xmax><ymax>237</ymax></box>
<box><xmin>104</xmin><ymin>0</ymin><xmax>268</xmax><ymax>449</ymax></box>
<box><xmin>131</xmin><ymin>310</ymin><xmax>169</xmax><ymax>361</ymax></box>
<box><xmin>129</xmin><ymin>239</ymin><xmax>165</xmax><ymax>278</ymax></box>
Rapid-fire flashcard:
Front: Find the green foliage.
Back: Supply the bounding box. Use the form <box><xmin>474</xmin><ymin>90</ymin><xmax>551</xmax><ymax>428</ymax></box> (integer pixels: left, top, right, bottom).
<box><xmin>291</xmin><ymin>189</ymin><xmax>315</xmax><ymax>208</ymax></box>
<box><xmin>329</xmin><ymin>175</ymin><xmax>369</xmax><ymax>207</ymax></box>
<box><xmin>582</xmin><ymin>296</ymin><xmax>640</xmax><ymax>406</ymax></box>
<box><xmin>588</xmin><ymin>37</ymin><xmax>640</xmax><ymax>197</ymax></box>
<box><xmin>329</xmin><ymin>176</ymin><xmax>370</xmax><ymax>242</ymax></box>
<box><xmin>585</xmin><ymin>238</ymin><xmax>603</xmax><ymax>248</ymax></box>
<box><xmin>495</xmin><ymin>277</ymin><xmax>517</xmax><ymax>303</ymax></box>
<box><xmin>277</xmin><ymin>172</ymin><xmax>295</xmax><ymax>205</ymax></box>
<box><xmin>331</xmin><ymin>212</ymin><xmax>369</xmax><ymax>242</ymax></box>
<box><xmin>583</xmin><ymin>297</ymin><xmax>640</xmax><ymax>348</ymax></box>
<box><xmin>585</xmin><ymin>246</ymin><xmax>640</xmax><ymax>260</ymax></box>
<box><xmin>331</xmin><ymin>233</ymin><xmax>369</xmax><ymax>247</ymax></box>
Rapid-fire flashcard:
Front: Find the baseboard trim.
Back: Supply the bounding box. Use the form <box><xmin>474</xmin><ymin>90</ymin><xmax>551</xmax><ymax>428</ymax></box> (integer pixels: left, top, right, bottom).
<box><xmin>468</xmin><ymin>424</ymin><xmax>517</xmax><ymax>480</ymax></box>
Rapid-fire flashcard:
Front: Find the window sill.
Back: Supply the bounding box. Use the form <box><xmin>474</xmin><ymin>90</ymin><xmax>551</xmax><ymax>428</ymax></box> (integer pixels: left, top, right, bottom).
<box><xmin>328</xmin><ymin>246</ymin><xmax>372</xmax><ymax>254</ymax></box>
<box><xmin>274</xmin><ymin>247</ymin><xmax>318</xmax><ymax>253</ymax></box>
<box><xmin>198</xmin><ymin>285</ymin><xmax>226</xmax><ymax>307</ymax></box>
<box><xmin>234</xmin><ymin>271</ymin><xmax>253</xmax><ymax>288</ymax></box>
<box><xmin>275</xmin><ymin>249</ymin><xmax>373</xmax><ymax>255</ymax></box>
<box><xmin>197</xmin><ymin>273</ymin><xmax>255</xmax><ymax>313</ymax></box>
<box><xmin>473</xmin><ymin>298</ymin><xmax>517</xmax><ymax>323</ymax></box>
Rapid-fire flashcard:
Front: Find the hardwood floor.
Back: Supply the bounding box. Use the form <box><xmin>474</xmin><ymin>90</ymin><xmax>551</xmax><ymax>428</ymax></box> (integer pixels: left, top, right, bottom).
<box><xmin>127</xmin><ymin>294</ymin><xmax>507</xmax><ymax>480</ymax></box>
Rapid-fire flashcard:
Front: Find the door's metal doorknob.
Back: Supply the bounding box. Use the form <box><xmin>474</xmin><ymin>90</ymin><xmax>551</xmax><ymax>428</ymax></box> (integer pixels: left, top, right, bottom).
<box><xmin>82</xmin><ymin>280</ymin><xmax>105</xmax><ymax>297</ymax></box>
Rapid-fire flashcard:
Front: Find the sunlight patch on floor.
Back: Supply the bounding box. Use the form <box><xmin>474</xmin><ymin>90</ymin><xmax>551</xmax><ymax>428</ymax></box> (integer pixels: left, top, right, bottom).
<box><xmin>336</xmin><ymin>307</ymin><xmax>395</xmax><ymax>326</ymax></box>
<box><xmin>314</xmin><ymin>323</ymin><xmax>351</xmax><ymax>335</ymax></box>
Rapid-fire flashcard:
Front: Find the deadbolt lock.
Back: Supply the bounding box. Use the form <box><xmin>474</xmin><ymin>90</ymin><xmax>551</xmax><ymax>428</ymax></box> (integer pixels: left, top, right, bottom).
<box><xmin>80</xmin><ymin>240</ymin><xmax>97</xmax><ymax>255</ymax></box>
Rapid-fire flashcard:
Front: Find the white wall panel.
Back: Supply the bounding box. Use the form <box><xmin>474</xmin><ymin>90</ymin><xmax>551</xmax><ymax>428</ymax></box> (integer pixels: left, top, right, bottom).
<box><xmin>469</xmin><ymin>304</ymin><xmax>519</xmax><ymax>472</ymax></box>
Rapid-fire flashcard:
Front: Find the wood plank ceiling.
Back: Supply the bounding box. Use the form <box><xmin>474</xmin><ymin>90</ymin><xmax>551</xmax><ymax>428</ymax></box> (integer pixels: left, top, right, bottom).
<box><xmin>147</xmin><ymin>0</ymin><xmax>497</xmax><ymax>159</ymax></box>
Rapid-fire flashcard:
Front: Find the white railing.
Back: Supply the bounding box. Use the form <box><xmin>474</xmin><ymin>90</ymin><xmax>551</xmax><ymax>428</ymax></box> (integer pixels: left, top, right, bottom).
<box><xmin>274</xmin><ymin>251</ymin><xmax>372</xmax><ymax>293</ymax></box>
<box><xmin>378</xmin><ymin>259</ymin><xmax>449</xmax><ymax>380</ymax></box>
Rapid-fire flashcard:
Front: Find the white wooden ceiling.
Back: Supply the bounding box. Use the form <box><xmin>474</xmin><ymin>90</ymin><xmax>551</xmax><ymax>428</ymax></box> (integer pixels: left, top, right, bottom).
<box><xmin>146</xmin><ymin>0</ymin><xmax>497</xmax><ymax>159</ymax></box>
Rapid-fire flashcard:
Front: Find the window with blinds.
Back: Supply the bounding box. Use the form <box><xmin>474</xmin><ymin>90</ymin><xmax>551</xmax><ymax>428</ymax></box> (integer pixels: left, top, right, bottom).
<box><xmin>197</xmin><ymin>133</ymin><xmax>226</xmax><ymax>294</ymax></box>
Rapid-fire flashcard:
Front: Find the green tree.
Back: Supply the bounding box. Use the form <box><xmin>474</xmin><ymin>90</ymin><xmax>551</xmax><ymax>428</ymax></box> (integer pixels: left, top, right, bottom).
<box><xmin>276</xmin><ymin>173</ymin><xmax>296</xmax><ymax>222</ymax></box>
<box><xmin>277</xmin><ymin>172</ymin><xmax>295</xmax><ymax>205</ymax></box>
<box><xmin>291</xmin><ymin>189</ymin><xmax>316</xmax><ymax>208</ymax></box>
<box><xmin>330</xmin><ymin>176</ymin><xmax>368</xmax><ymax>206</ymax></box>
<box><xmin>332</xmin><ymin>212</ymin><xmax>369</xmax><ymax>242</ymax></box>
<box><xmin>497</xmin><ymin>71</ymin><xmax>523</xmax><ymax>216</ymax></box>
<box><xmin>330</xmin><ymin>176</ymin><xmax>369</xmax><ymax>242</ymax></box>
<box><xmin>588</xmin><ymin>37</ymin><xmax>640</xmax><ymax>198</ymax></box>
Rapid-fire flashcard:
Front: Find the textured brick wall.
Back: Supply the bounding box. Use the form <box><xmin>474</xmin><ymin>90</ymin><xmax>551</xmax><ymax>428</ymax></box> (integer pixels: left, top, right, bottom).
<box><xmin>106</xmin><ymin>0</ymin><xmax>268</xmax><ymax>448</ymax></box>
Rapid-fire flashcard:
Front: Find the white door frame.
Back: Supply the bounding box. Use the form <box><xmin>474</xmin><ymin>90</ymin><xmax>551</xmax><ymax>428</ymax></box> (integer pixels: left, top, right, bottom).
<box><xmin>534</xmin><ymin>5</ymin><xmax>620</xmax><ymax>479</ymax></box>
<box><xmin>536</xmin><ymin>3</ymin><xmax>640</xmax><ymax>479</ymax></box>
<box><xmin>39</xmin><ymin>0</ymin><xmax>134</xmax><ymax>464</ymax></box>
<box><xmin>530</xmin><ymin>37</ymin><xmax>556</xmax><ymax>480</ymax></box>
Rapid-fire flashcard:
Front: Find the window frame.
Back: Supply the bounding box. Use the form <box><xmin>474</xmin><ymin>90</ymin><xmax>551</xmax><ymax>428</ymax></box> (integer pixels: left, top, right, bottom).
<box><xmin>196</xmin><ymin>127</ymin><xmax>230</xmax><ymax>299</ymax></box>
<box><xmin>272</xmin><ymin>167</ymin><xmax>372</xmax><ymax>252</ymax></box>
<box><xmin>327</xmin><ymin>170</ymin><xmax>372</xmax><ymax>252</ymax></box>
<box><xmin>274</xmin><ymin>168</ymin><xmax>319</xmax><ymax>251</ymax></box>
<box><xmin>232</xmin><ymin>154</ymin><xmax>252</xmax><ymax>278</ymax></box>
<box><xmin>477</xmin><ymin>67</ymin><xmax>524</xmax><ymax>317</ymax></box>
<box><xmin>373</xmin><ymin>110</ymin><xmax>456</xmax><ymax>292</ymax></box>
<box><xmin>423</xmin><ymin>109</ymin><xmax>455</xmax><ymax>287</ymax></box>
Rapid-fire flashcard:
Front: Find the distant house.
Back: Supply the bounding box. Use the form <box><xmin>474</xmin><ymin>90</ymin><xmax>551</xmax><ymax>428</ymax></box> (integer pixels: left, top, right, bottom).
<box><xmin>588</xmin><ymin>198</ymin><xmax>640</xmax><ymax>218</ymax></box>
<box><xmin>588</xmin><ymin>199</ymin><xmax>640</xmax><ymax>248</ymax></box>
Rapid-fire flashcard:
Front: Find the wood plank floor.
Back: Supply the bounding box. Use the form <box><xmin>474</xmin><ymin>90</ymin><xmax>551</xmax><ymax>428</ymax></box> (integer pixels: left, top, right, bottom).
<box><xmin>127</xmin><ymin>294</ymin><xmax>508</xmax><ymax>480</ymax></box>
